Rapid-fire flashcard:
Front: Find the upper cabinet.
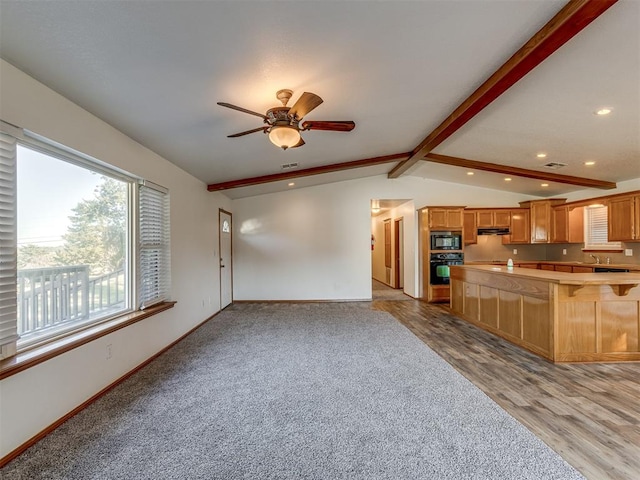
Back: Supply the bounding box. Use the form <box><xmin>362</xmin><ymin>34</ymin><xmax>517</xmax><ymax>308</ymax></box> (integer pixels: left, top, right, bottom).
<box><xmin>467</xmin><ymin>208</ymin><xmax>528</xmax><ymax>244</ymax></box>
<box><xmin>551</xmin><ymin>206</ymin><xmax>569</xmax><ymax>243</ymax></box>
<box><xmin>608</xmin><ymin>194</ymin><xmax>640</xmax><ymax>241</ymax></box>
<box><xmin>463</xmin><ymin>211</ymin><xmax>477</xmax><ymax>244</ymax></box>
<box><xmin>508</xmin><ymin>209</ymin><xmax>530</xmax><ymax>244</ymax></box>
<box><xmin>568</xmin><ymin>206</ymin><xmax>584</xmax><ymax>244</ymax></box>
<box><xmin>520</xmin><ymin>199</ymin><xmax>567</xmax><ymax>243</ymax></box>
<box><xmin>476</xmin><ymin>209</ymin><xmax>511</xmax><ymax>228</ymax></box>
<box><xmin>429</xmin><ymin>207</ymin><xmax>464</xmax><ymax>230</ymax></box>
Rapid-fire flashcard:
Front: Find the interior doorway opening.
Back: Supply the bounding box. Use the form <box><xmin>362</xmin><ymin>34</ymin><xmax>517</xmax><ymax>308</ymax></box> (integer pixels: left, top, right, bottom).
<box><xmin>370</xmin><ymin>199</ymin><xmax>414</xmax><ymax>299</ymax></box>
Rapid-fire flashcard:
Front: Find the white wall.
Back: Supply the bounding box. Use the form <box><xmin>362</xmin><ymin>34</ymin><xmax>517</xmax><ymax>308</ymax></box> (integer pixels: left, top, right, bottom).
<box><xmin>232</xmin><ymin>175</ymin><xmax>537</xmax><ymax>300</ymax></box>
<box><xmin>0</xmin><ymin>60</ymin><xmax>231</xmax><ymax>458</ymax></box>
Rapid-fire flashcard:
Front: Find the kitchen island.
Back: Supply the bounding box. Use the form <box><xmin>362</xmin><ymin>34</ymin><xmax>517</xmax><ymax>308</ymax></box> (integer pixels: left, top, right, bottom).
<box><xmin>450</xmin><ymin>265</ymin><xmax>640</xmax><ymax>362</ymax></box>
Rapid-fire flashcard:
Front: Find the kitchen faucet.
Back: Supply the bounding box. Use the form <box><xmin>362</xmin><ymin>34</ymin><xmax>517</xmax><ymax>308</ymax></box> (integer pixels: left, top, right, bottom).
<box><xmin>589</xmin><ymin>254</ymin><xmax>601</xmax><ymax>264</ymax></box>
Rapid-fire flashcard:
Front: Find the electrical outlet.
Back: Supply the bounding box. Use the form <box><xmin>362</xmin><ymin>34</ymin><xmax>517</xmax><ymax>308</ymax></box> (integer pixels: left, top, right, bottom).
<box><xmin>625</xmin><ymin>249</ymin><xmax>633</xmax><ymax>256</ymax></box>
<box><xmin>513</xmin><ymin>249</ymin><xmax>518</xmax><ymax>255</ymax></box>
<box><xmin>562</xmin><ymin>249</ymin><xmax>567</xmax><ymax>255</ymax></box>
<box><xmin>106</xmin><ymin>344</ymin><xmax>112</xmax><ymax>360</ymax></box>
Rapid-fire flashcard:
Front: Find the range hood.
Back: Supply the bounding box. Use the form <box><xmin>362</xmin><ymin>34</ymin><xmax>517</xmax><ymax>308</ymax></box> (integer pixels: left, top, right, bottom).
<box><xmin>477</xmin><ymin>227</ymin><xmax>510</xmax><ymax>236</ymax></box>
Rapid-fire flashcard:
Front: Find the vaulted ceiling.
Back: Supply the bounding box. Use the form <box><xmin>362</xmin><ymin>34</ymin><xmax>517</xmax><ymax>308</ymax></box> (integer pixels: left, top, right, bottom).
<box><xmin>0</xmin><ymin>0</ymin><xmax>638</xmax><ymax>199</ymax></box>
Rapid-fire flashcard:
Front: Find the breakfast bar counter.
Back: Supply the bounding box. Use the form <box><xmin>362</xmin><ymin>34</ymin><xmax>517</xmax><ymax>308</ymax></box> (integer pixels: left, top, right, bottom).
<box><xmin>449</xmin><ymin>265</ymin><xmax>640</xmax><ymax>362</ymax></box>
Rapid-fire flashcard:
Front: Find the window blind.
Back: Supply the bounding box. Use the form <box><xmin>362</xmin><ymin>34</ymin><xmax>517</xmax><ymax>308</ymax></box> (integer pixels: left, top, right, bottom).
<box><xmin>585</xmin><ymin>206</ymin><xmax>621</xmax><ymax>249</ymax></box>
<box><xmin>0</xmin><ymin>132</ymin><xmax>18</xmax><ymax>359</ymax></box>
<box><xmin>139</xmin><ymin>182</ymin><xmax>171</xmax><ymax>309</ymax></box>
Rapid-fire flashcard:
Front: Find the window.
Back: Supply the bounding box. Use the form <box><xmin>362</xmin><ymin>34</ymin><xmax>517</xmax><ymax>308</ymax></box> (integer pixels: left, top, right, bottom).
<box><xmin>584</xmin><ymin>205</ymin><xmax>622</xmax><ymax>251</ymax></box>
<box><xmin>0</xmin><ymin>125</ymin><xmax>170</xmax><ymax>358</ymax></box>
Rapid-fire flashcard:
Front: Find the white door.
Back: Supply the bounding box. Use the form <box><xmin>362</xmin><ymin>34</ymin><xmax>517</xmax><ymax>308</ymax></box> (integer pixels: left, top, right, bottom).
<box><xmin>219</xmin><ymin>209</ymin><xmax>233</xmax><ymax>309</ymax></box>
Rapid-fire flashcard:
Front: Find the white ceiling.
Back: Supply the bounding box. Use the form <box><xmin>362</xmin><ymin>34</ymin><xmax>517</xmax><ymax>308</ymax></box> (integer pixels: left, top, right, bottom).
<box><xmin>0</xmin><ymin>0</ymin><xmax>638</xmax><ymax>199</ymax></box>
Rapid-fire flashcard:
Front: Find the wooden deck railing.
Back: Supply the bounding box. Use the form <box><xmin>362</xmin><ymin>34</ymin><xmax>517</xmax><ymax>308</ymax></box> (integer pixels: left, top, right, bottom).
<box><xmin>17</xmin><ymin>266</ymin><xmax>125</xmax><ymax>338</ymax></box>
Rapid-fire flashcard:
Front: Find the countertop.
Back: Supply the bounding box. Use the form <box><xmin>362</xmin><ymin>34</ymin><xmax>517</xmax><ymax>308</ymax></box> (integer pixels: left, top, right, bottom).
<box><xmin>451</xmin><ymin>264</ymin><xmax>640</xmax><ymax>286</ymax></box>
<box><xmin>466</xmin><ymin>260</ymin><xmax>640</xmax><ymax>271</ymax></box>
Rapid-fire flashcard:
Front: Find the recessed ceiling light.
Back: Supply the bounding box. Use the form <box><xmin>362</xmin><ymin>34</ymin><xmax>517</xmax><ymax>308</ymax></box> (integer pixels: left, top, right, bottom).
<box><xmin>467</xmin><ymin>171</ymin><xmax>474</xmax><ymax>176</ymax></box>
<box><xmin>541</xmin><ymin>183</ymin><xmax>549</xmax><ymax>187</ymax></box>
<box><xmin>595</xmin><ymin>108</ymin><xmax>612</xmax><ymax>116</ymax></box>
<box><xmin>288</xmin><ymin>182</ymin><xmax>295</xmax><ymax>186</ymax></box>
<box><xmin>536</xmin><ymin>153</ymin><xmax>547</xmax><ymax>158</ymax></box>
<box><xmin>504</xmin><ymin>177</ymin><xmax>512</xmax><ymax>182</ymax></box>
<box><xmin>584</xmin><ymin>161</ymin><xmax>596</xmax><ymax>166</ymax></box>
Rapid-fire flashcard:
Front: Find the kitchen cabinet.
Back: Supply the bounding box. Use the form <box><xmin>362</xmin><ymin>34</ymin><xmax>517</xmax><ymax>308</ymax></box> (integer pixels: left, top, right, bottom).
<box><xmin>476</xmin><ymin>209</ymin><xmax>511</xmax><ymax>228</ymax></box>
<box><xmin>568</xmin><ymin>206</ymin><xmax>584</xmax><ymax>243</ymax></box>
<box><xmin>552</xmin><ymin>206</ymin><xmax>569</xmax><ymax>243</ymax></box>
<box><xmin>419</xmin><ymin>206</ymin><xmax>465</xmax><ymax>304</ymax></box>
<box><xmin>572</xmin><ymin>265</ymin><xmax>593</xmax><ymax>273</ymax></box>
<box><xmin>608</xmin><ymin>194</ymin><xmax>639</xmax><ymax>241</ymax></box>
<box><xmin>503</xmin><ymin>209</ymin><xmax>530</xmax><ymax>244</ymax></box>
<box><xmin>520</xmin><ymin>199</ymin><xmax>567</xmax><ymax>244</ymax></box>
<box><xmin>554</xmin><ymin>264</ymin><xmax>572</xmax><ymax>273</ymax></box>
<box><xmin>428</xmin><ymin>207</ymin><xmax>464</xmax><ymax>230</ymax></box>
<box><xmin>553</xmin><ymin>205</ymin><xmax>585</xmax><ymax>244</ymax></box>
<box><xmin>463</xmin><ymin>211</ymin><xmax>477</xmax><ymax>244</ymax></box>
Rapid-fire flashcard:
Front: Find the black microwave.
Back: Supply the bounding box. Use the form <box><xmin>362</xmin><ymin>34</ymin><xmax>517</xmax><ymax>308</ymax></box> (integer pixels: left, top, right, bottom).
<box><xmin>430</xmin><ymin>232</ymin><xmax>462</xmax><ymax>250</ymax></box>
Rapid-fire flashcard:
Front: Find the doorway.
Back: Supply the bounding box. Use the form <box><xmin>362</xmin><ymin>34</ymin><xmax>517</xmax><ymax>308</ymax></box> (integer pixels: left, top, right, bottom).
<box><xmin>371</xmin><ymin>199</ymin><xmax>410</xmax><ymax>292</ymax></box>
<box><xmin>219</xmin><ymin>209</ymin><xmax>233</xmax><ymax>309</ymax></box>
<box><xmin>394</xmin><ymin>217</ymin><xmax>404</xmax><ymax>289</ymax></box>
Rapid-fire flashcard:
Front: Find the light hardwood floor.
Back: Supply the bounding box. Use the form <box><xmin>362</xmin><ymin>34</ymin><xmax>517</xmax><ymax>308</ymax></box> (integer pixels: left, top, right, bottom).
<box><xmin>372</xmin><ymin>298</ymin><xmax>640</xmax><ymax>480</ymax></box>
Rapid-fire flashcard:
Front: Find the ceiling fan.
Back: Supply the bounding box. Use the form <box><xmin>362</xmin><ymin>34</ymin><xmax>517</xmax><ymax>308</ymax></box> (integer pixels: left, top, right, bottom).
<box><xmin>217</xmin><ymin>89</ymin><xmax>355</xmax><ymax>150</ymax></box>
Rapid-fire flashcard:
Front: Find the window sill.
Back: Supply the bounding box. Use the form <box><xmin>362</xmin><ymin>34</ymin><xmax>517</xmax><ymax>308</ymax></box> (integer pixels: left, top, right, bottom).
<box><xmin>0</xmin><ymin>301</ymin><xmax>176</xmax><ymax>380</ymax></box>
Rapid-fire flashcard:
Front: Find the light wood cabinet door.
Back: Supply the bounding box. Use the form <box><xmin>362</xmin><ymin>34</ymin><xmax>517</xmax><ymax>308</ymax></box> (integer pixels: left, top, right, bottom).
<box><xmin>507</xmin><ymin>209</ymin><xmax>530</xmax><ymax>244</ymax></box>
<box><xmin>608</xmin><ymin>195</ymin><xmax>635</xmax><ymax>241</ymax></box>
<box><xmin>636</xmin><ymin>196</ymin><xmax>640</xmax><ymax>240</ymax></box>
<box><xmin>568</xmin><ymin>206</ymin><xmax>584</xmax><ymax>243</ymax></box>
<box><xmin>552</xmin><ymin>206</ymin><xmax>569</xmax><ymax>243</ymax></box>
<box><xmin>531</xmin><ymin>202</ymin><xmax>551</xmax><ymax>243</ymax></box>
<box><xmin>607</xmin><ymin>194</ymin><xmax>640</xmax><ymax>241</ymax></box>
<box><xmin>463</xmin><ymin>211</ymin><xmax>477</xmax><ymax>244</ymax></box>
<box><xmin>494</xmin><ymin>210</ymin><xmax>512</xmax><ymax>227</ymax></box>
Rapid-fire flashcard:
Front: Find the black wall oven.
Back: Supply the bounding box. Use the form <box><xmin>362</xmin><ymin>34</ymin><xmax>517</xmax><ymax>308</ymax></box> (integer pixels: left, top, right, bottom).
<box><xmin>430</xmin><ymin>252</ymin><xmax>464</xmax><ymax>285</ymax></box>
<box><xmin>430</xmin><ymin>231</ymin><xmax>462</xmax><ymax>250</ymax></box>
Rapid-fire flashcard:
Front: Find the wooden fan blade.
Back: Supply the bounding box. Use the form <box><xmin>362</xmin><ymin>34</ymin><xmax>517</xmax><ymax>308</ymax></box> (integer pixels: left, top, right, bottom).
<box><xmin>301</xmin><ymin>120</ymin><xmax>355</xmax><ymax>132</ymax></box>
<box><xmin>227</xmin><ymin>126</ymin><xmax>269</xmax><ymax>138</ymax></box>
<box><xmin>288</xmin><ymin>92</ymin><xmax>323</xmax><ymax>120</ymax></box>
<box><xmin>217</xmin><ymin>102</ymin><xmax>268</xmax><ymax>121</ymax></box>
<box><xmin>290</xmin><ymin>137</ymin><xmax>306</xmax><ymax>148</ymax></box>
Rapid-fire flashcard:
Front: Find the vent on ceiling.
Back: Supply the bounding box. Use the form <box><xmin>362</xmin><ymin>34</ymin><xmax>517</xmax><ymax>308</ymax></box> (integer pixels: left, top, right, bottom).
<box><xmin>542</xmin><ymin>162</ymin><xmax>567</xmax><ymax>170</ymax></box>
<box><xmin>281</xmin><ymin>162</ymin><xmax>299</xmax><ymax>170</ymax></box>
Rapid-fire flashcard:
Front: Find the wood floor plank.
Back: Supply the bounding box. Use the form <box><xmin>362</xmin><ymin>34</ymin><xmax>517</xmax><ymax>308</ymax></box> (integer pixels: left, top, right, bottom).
<box><xmin>371</xmin><ymin>298</ymin><xmax>640</xmax><ymax>480</ymax></box>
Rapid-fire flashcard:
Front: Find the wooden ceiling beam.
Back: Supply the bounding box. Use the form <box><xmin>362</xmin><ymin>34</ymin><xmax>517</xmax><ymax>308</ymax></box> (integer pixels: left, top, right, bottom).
<box><xmin>425</xmin><ymin>153</ymin><xmax>617</xmax><ymax>189</ymax></box>
<box><xmin>207</xmin><ymin>152</ymin><xmax>411</xmax><ymax>192</ymax></box>
<box><xmin>388</xmin><ymin>0</ymin><xmax>619</xmax><ymax>179</ymax></box>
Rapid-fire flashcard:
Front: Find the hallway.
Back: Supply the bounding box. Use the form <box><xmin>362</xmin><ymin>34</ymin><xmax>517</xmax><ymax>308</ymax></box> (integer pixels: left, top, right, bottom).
<box><xmin>371</xmin><ymin>279</ymin><xmax>411</xmax><ymax>301</ymax></box>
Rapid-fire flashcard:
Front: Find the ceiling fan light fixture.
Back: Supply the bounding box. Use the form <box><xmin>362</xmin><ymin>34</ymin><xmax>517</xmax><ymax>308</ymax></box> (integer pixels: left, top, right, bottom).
<box><xmin>269</xmin><ymin>126</ymin><xmax>301</xmax><ymax>150</ymax></box>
